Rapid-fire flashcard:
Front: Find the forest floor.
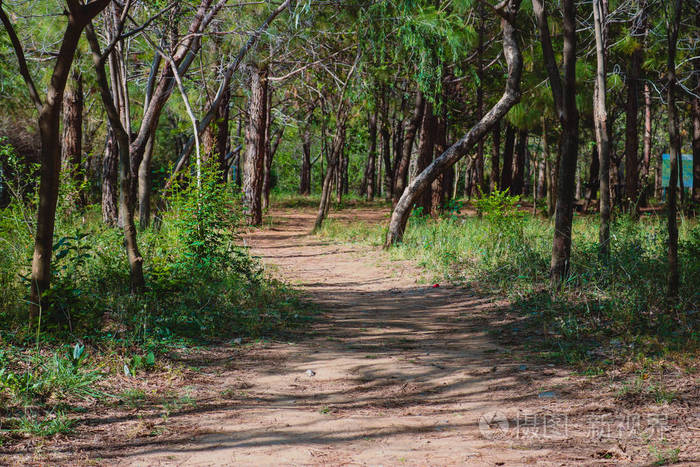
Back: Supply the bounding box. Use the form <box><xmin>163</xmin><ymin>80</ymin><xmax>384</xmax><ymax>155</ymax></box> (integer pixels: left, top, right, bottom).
<box><xmin>5</xmin><ymin>205</ymin><xmax>697</xmax><ymax>466</ymax></box>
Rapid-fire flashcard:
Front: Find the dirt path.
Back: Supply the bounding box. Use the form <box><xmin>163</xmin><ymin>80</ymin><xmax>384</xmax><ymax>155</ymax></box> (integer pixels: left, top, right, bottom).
<box><xmin>78</xmin><ymin>208</ymin><xmax>695</xmax><ymax>465</ymax></box>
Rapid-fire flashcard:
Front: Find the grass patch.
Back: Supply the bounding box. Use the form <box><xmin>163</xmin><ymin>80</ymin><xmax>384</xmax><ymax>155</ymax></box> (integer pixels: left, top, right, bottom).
<box><xmin>318</xmin><ymin>195</ymin><xmax>699</xmax><ymax>368</ymax></box>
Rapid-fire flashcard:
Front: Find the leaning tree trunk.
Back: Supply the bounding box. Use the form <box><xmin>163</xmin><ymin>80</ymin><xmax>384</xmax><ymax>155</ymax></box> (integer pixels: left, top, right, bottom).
<box><xmin>392</xmin><ymin>91</ymin><xmax>425</xmax><ymax>206</ymax></box>
<box><xmin>665</xmin><ymin>0</ymin><xmax>682</xmax><ymax>300</ymax></box>
<box><xmin>243</xmin><ymin>65</ymin><xmax>268</xmax><ymax>226</ymax></box>
<box><xmin>385</xmin><ymin>0</ymin><xmax>523</xmax><ymax>245</ymax></box>
<box><xmin>593</xmin><ymin>0</ymin><xmax>611</xmax><ymax>256</ymax></box>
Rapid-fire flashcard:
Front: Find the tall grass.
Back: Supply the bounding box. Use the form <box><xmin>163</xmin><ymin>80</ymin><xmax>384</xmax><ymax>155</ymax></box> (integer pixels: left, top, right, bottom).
<box><xmin>318</xmin><ymin>199</ymin><xmax>699</xmax><ymax>358</ymax></box>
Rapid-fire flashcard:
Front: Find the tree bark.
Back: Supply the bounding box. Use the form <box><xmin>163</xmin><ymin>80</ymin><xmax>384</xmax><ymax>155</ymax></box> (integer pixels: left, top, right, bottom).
<box><xmin>640</xmin><ymin>82</ymin><xmax>652</xmax><ymax>205</ymax></box>
<box><xmin>61</xmin><ymin>69</ymin><xmax>83</xmax><ymax>191</ymax></box>
<box><xmin>385</xmin><ymin>0</ymin><xmax>523</xmax><ymax>245</ymax></box>
<box><xmin>299</xmin><ymin>121</ymin><xmax>312</xmax><ymax>195</ymax></box>
<box><xmin>363</xmin><ymin>108</ymin><xmax>378</xmax><ymax>200</ymax></box>
<box><xmin>262</xmin><ymin>89</ymin><xmax>273</xmax><ymax>211</ymax></box>
<box><xmin>624</xmin><ymin>0</ymin><xmax>646</xmax><ymax>214</ymax></box>
<box><xmin>416</xmin><ymin>99</ymin><xmax>436</xmax><ymax>213</ymax></box>
<box><xmin>431</xmin><ymin>113</ymin><xmax>448</xmax><ymax>216</ymax></box>
<box><xmin>392</xmin><ymin>90</ymin><xmax>425</xmax><ymax>206</ymax></box>
<box><xmin>511</xmin><ymin>129</ymin><xmax>527</xmax><ymax>195</ymax></box>
<box><xmin>665</xmin><ymin>0</ymin><xmax>681</xmax><ymax>300</ymax></box>
<box><xmin>500</xmin><ymin>123</ymin><xmax>515</xmax><ymax>191</ymax></box>
<box><xmin>243</xmin><ymin>64</ymin><xmax>268</xmax><ymax>226</ymax></box>
<box><xmin>102</xmin><ymin>126</ymin><xmax>119</xmax><ymax>225</ymax></box>
<box><xmin>693</xmin><ymin>12</ymin><xmax>700</xmax><ymax>207</ymax></box>
<box><xmin>315</xmin><ymin>103</ymin><xmax>349</xmax><ymax>230</ymax></box>
<box><xmin>490</xmin><ymin>119</ymin><xmax>501</xmax><ymax>192</ymax></box>
<box><xmin>533</xmin><ymin>0</ymin><xmax>579</xmax><ymax>285</ymax></box>
<box><xmin>593</xmin><ymin>0</ymin><xmax>611</xmax><ymax>256</ymax></box>
<box><xmin>0</xmin><ymin>0</ymin><xmax>112</xmax><ymax>316</ymax></box>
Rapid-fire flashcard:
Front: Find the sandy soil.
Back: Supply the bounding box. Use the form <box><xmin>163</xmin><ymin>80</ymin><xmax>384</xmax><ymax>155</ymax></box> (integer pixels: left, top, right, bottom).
<box><xmin>4</xmin><ymin>206</ymin><xmax>696</xmax><ymax>466</ymax></box>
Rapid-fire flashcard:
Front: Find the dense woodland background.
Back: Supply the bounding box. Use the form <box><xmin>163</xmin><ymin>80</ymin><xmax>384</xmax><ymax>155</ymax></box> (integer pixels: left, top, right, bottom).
<box><xmin>0</xmin><ymin>0</ymin><xmax>698</xmax><ymax>450</ymax></box>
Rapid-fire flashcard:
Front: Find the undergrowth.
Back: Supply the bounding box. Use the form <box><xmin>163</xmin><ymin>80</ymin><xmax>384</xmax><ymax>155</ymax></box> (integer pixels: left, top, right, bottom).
<box><xmin>317</xmin><ymin>192</ymin><xmax>699</xmax><ymax>367</ymax></box>
<box><xmin>0</xmin><ymin>154</ymin><xmax>313</xmax><ymax>438</ymax></box>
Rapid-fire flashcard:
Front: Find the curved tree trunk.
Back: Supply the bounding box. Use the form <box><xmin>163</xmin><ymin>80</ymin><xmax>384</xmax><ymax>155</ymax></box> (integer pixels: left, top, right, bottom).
<box><xmin>385</xmin><ymin>0</ymin><xmax>523</xmax><ymax>246</ymax></box>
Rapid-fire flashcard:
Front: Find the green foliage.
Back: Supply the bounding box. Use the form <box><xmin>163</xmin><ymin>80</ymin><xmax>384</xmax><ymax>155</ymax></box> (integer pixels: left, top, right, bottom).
<box><xmin>320</xmin><ymin>207</ymin><xmax>699</xmax><ymax>361</ymax></box>
<box><xmin>9</xmin><ymin>411</ymin><xmax>75</xmax><ymax>437</ymax></box>
<box><xmin>0</xmin><ymin>347</ymin><xmax>103</xmax><ymax>403</ymax></box>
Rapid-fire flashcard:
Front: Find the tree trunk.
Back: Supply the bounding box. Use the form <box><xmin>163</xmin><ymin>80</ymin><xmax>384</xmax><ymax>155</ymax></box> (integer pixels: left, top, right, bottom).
<box><xmin>61</xmin><ymin>69</ymin><xmax>83</xmax><ymax>191</ymax></box>
<box><xmin>315</xmin><ymin>103</ymin><xmax>349</xmax><ymax>230</ymax></box>
<box><xmin>299</xmin><ymin>123</ymin><xmax>312</xmax><ymax>195</ymax></box>
<box><xmin>511</xmin><ymin>129</ymin><xmax>527</xmax><ymax>195</ymax></box>
<box><xmin>593</xmin><ymin>0</ymin><xmax>611</xmax><ymax>256</ymax></box>
<box><xmin>262</xmin><ymin>89</ymin><xmax>273</xmax><ymax>211</ymax></box>
<box><xmin>8</xmin><ymin>0</ymin><xmax>112</xmax><ymax>317</ymax></box>
<box><xmin>490</xmin><ymin>119</ymin><xmax>501</xmax><ymax>192</ymax></box>
<box><xmin>243</xmin><ymin>65</ymin><xmax>268</xmax><ymax>226</ymax></box>
<box><xmin>102</xmin><ymin>126</ymin><xmax>119</xmax><ymax>225</ymax></box>
<box><xmin>624</xmin><ymin>1</ymin><xmax>645</xmax><ymax>214</ymax></box>
<box><xmin>431</xmin><ymin>113</ymin><xmax>448</xmax><ymax>216</ymax></box>
<box><xmin>475</xmin><ymin>0</ymin><xmax>486</xmax><ymax>195</ymax></box>
<box><xmin>533</xmin><ymin>0</ymin><xmax>579</xmax><ymax>285</ymax></box>
<box><xmin>381</xmin><ymin>104</ymin><xmax>393</xmax><ymax>199</ymax></box>
<box><xmin>500</xmin><ymin>123</ymin><xmax>515</xmax><ymax>191</ymax></box>
<box><xmin>416</xmin><ymin>100</ymin><xmax>436</xmax><ymax>213</ymax></box>
<box><xmin>137</xmin><ymin>130</ymin><xmax>155</xmax><ymax>228</ymax></box>
<box><xmin>640</xmin><ymin>82</ymin><xmax>652</xmax><ymax>206</ymax></box>
<box><xmin>583</xmin><ymin>144</ymin><xmax>599</xmax><ymax>212</ymax></box>
<box><xmin>390</xmin><ymin>112</ymin><xmax>402</xmax><ymax>197</ymax></box>
<box><xmin>385</xmin><ymin>0</ymin><xmax>523</xmax><ymax>245</ymax></box>
<box><xmin>693</xmin><ymin>20</ymin><xmax>700</xmax><ymax>207</ymax></box>
<box><xmin>392</xmin><ymin>90</ymin><xmax>425</xmax><ymax>206</ymax></box>
<box><xmin>665</xmin><ymin>0</ymin><xmax>681</xmax><ymax>300</ymax></box>
<box><xmin>363</xmin><ymin>108</ymin><xmax>378</xmax><ymax>200</ymax></box>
